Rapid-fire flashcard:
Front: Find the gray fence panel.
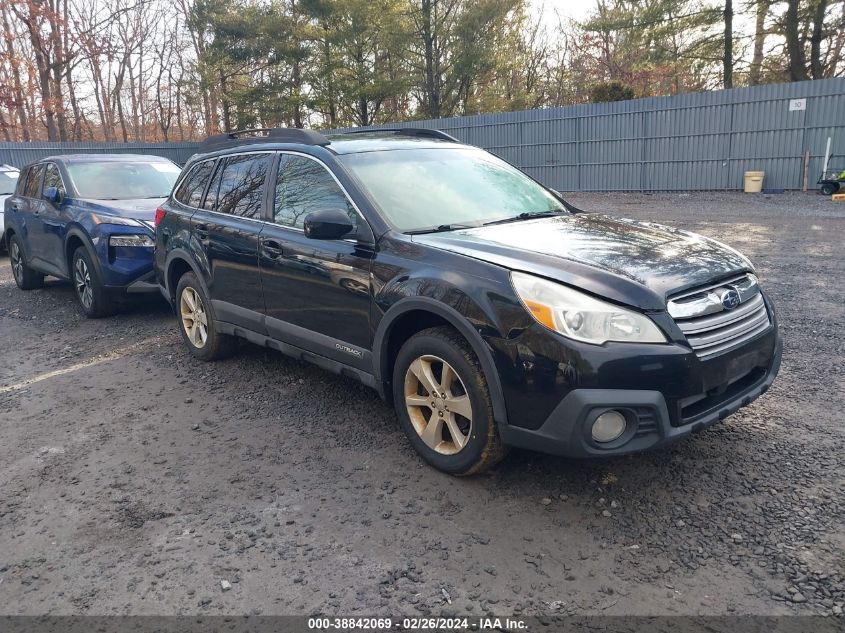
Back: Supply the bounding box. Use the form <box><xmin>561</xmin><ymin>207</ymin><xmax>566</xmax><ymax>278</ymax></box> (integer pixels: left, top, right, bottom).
<box><xmin>1</xmin><ymin>78</ymin><xmax>842</xmax><ymax>192</ymax></box>
<box><xmin>333</xmin><ymin>77</ymin><xmax>845</xmax><ymax>191</ymax></box>
<box><xmin>0</xmin><ymin>142</ymin><xmax>199</xmax><ymax>169</ymax></box>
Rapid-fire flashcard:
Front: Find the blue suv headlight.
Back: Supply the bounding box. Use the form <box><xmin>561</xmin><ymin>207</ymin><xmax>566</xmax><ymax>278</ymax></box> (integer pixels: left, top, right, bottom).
<box><xmin>109</xmin><ymin>234</ymin><xmax>154</xmax><ymax>247</ymax></box>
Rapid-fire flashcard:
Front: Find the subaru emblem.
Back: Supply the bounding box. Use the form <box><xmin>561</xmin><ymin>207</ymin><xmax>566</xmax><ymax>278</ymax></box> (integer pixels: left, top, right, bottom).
<box><xmin>720</xmin><ymin>288</ymin><xmax>741</xmax><ymax>310</ymax></box>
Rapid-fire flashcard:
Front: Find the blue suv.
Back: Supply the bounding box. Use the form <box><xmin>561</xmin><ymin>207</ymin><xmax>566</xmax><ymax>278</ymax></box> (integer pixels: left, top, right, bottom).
<box><xmin>4</xmin><ymin>154</ymin><xmax>181</xmax><ymax>317</ymax></box>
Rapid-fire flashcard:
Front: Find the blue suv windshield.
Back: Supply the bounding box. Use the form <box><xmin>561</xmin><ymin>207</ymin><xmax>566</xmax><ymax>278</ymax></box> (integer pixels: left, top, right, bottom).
<box><xmin>66</xmin><ymin>161</ymin><xmax>181</xmax><ymax>200</ymax></box>
<box><xmin>339</xmin><ymin>147</ymin><xmax>566</xmax><ymax>232</ymax></box>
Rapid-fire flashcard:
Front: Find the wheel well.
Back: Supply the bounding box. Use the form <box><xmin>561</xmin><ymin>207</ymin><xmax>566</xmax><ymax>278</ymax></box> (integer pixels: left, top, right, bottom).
<box><xmin>167</xmin><ymin>258</ymin><xmax>193</xmax><ymax>301</ymax></box>
<box><xmin>383</xmin><ymin>309</ymin><xmax>456</xmax><ymax>401</ymax></box>
<box><xmin>65</xmin><ymin>235</ymin><xmax>85</xmax><ymax>272</ymax></box>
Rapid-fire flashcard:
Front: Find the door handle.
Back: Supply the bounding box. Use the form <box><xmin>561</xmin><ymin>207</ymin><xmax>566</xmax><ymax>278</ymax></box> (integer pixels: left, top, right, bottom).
<box><xmin>262</xmin><ymin>239</ymin><xmax>284</xmax><ymax>259</ymax></box>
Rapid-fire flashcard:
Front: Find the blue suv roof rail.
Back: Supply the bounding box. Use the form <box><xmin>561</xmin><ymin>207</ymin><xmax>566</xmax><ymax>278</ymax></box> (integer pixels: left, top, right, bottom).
<box><xmin>198</xmin><ymin>128</ymin><xmax>331</xmax><ymax>154</ymax></box>
<box><xmin>339</xmin><ymin>128</ymin><xmax>460</xmax><ymax>143</ymax></box>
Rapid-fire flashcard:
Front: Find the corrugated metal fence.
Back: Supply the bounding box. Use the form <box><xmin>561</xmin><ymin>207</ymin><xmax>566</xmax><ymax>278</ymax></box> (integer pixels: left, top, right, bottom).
<box><xmin>2</xmin><ymin>78</ymin><xmax>843</xmax><ymax>191</ymax></box>
<box><xmin>337</xmin><ymin>78</ymin><xmax>845</xmax><ymax>191</ymax></box>
<box><xmin>0</xmin><ymin>142</ymin><xmax>199</xmax><ymax>170</ymax></box>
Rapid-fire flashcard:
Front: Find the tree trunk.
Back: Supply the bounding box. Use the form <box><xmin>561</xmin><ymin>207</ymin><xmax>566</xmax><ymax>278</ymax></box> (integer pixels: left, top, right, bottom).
<box><xmin>810</xmin><ymin>0</ymin><xmax>828</xmax><ymax>79</ymax></box>
<box><xmin>219</xmin><ymin>72</ymin><xmax>231</xmax><ymax>132</ymax></box>
<box><xmin>421</xmin><ymin>0</ymin><xmax>440</xmax><ymax>118</ymax></box>
<box><xmin>723</xmin><ymin>0</ymin><xmax>733</xmax><ymax>88</ymax></box>
<box><xmin>291</xmin><ymin>62</ymin><xmax>303</xmax><ymax>128</ymax></box>
<box><xmin>47</xmin><ymin>0</ymin><xmax>68</xmax><ymax>141</ymax></box>
<box><xmin>749</xmin><ymin>0</ymin><xmax>768</xmax><ymax>85</ymax></box>
<box><xmin>0</xmin><ymin>4</ymin><xmax>31</xmax><ymax>140</ymax></box>
<box><xmin>785</xmin><ymin>0</ymin><xmax>809</xmax><ymax>81</ymax></box>
<box><xmin>0</xmin><ymin>108</ymin><xmax>11</xmax><ymax>141</ymax></box>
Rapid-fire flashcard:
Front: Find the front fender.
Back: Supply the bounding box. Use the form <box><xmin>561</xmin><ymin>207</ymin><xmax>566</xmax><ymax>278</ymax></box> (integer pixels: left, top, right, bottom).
<box><xmin>65</xmin><ymin>226</ymin><xmax>103</xmax><ymax>279</ymax></box>
<box><xmin>372</xmin><ymin>276</ymin><xmax>513</xmax><ymax>427</ymax></box>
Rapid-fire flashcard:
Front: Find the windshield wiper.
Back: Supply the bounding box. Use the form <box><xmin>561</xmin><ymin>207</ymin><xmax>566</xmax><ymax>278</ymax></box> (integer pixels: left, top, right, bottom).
<box><xmin>405</xmin><ymin>223</ymin><xmax>476</xmax><ymax>235</ymax></box>
<box><xmin>482</xmin><ymin>210</ymin><xmax>565</xmax><ymax>227</ymax></box>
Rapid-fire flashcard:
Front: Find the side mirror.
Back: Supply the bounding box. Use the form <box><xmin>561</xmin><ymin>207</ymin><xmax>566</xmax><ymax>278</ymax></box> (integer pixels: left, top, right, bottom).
<box><xmin>304</xmin><ymin>208</ymin><xmax>355</xmax><ymax>240</ymax></box>
<box><xmin>44</xmin><ymin>186</ymin><xmax>63</xmax><ymax>205</ymax></box>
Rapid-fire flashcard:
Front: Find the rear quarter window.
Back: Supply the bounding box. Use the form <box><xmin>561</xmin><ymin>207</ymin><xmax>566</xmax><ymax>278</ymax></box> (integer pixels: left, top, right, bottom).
<box><xmin>174</xmin><ymin>160</ymin><xmax>215</xmax><ymax>208</ymax></box>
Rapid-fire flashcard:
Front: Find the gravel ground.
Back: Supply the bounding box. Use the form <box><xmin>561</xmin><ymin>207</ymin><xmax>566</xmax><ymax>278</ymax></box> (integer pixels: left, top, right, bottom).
<box><xmin>0</xmin><ymin>192</ymin><xmax>843</xmax><ymax>617</ymax></box>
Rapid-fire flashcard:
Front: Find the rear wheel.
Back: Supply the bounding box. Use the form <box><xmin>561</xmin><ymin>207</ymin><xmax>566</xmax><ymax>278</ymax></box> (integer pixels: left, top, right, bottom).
<box><xmin>72</xmin><ymin>246</ymin><xmax>116</xmax><ymax>318</ymax></box>
<box><xmin>175</xmin><ymin>272</ymin><xmax>235</xmax><ymax>361</ymax></box>
<box><xmin>820</xmin><ymin>182</ymin><xmax>839</xmax><ymax>196</ymax></box>
<box><xmin>9</xmin><ymin>235</ymin><xmax>44</xmax><ymax>290</ymax></box>
<box><xmin>392</xmin><ymin>326</ymin><xmax>507</xmax><ymax>475</ymax></box>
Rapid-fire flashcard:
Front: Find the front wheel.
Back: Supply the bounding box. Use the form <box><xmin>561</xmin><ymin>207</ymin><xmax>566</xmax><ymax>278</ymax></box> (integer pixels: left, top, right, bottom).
<box><xmin>9</xmin><ymin>235</ymin><xmax>44</xmax><ymax>290</ymax></box>
<box><xmin>820</xmin><ymin>182</ymin><xmax>839</xmax><ymax>196</ymax></box>
<box><xmin>392</xmin><ymin>326</ymin><xmax>507</xmax><ymax>475</ymax></box>
<box><xmin>72</xmin><ymin>246</ymin><xmax>116</xmax><ymax>318</ymax></box>
<box><xmin>175</xmin><ymin>272</ymin><xmax>236</xmax><ymax>361</ymax></box>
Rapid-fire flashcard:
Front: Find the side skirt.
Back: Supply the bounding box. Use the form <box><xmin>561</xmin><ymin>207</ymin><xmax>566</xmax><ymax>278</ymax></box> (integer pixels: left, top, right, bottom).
<box><xmin>215</xmin><ymin>320</ymin><xmax>381</xmax><ymax>393</ymax></box>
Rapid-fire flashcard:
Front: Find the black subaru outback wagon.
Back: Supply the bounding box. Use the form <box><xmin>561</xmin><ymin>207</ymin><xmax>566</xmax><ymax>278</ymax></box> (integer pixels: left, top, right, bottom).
<box><xmin>154</xmin><ymin>128</ymin><xmax>782</xmax><ymax>475</ymax></box>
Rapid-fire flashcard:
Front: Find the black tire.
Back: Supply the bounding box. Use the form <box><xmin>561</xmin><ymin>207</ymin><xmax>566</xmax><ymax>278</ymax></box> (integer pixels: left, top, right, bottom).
<box><xmin>9</xmin><ymin>234</ymin><xmax>44</xmax><ymax>290</ymax></box>
<box><xmin>820</xmin><ymin>182</ymin><xmax>839</xmax><ymax>196</ymax></box>
<box><xmin>392</xmin><ymin>326</ymin><xmax>507</xmax><ymax>475</ymax></box>
<box><xmin>72</xmin><ymin>246</ymin><xmax>117</xmax><ymax>318</ymax></box>
<box><xmin>175</xmin><ymin>272</ymin><xmax>236</xmax><ymax>361</ymax></box>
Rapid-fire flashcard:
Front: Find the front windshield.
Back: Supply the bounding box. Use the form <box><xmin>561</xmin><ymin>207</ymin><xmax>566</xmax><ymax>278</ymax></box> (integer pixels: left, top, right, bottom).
<box><xmin>339</xmin><ymin>147</ymin><xmax>566</xmax><ymax>232</ymax></box>
<box><xmin>67</xmin><ymin>161</ymin><xmax>181</xmax><ymax>200</ymax></box>
<box><xmin>0</xmin><ymin>170</ymin><xmax>19</xmax><ymax>195</ymax></box>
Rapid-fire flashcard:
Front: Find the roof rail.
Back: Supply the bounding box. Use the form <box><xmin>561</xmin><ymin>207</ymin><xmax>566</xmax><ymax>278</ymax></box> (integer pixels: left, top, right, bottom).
<box><xmin>198</xmin><ymin>128</ymin><xmax>331</xmax><ymax>154</ymax></box>
<box><xmin>340</xmin><ymin>127</ymin><xmax>461</xmax><ymax>143</ymax></box>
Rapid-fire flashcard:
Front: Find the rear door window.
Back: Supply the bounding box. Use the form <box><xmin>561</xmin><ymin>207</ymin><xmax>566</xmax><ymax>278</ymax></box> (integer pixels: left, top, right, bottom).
<box><xmin>23</xmin><ymin>165</ymin><xmax>45</xmax><ymax>198</ymax></box>
<box><xmin>174</xmin><ymin>160</ymin><xmax>215</xmax><ymax>208</ymax></box>
<box><xmin>206</xmin><ymin>153</ymin><xmax>271</xmax><ymax>219</ymax></box>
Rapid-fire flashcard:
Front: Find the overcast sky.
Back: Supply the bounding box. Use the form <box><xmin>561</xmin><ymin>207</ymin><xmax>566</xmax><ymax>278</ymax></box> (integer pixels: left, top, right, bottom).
<box><xmin>530</xmin><ymin>0</ymin><xmax>594</xmax><ymax>28</ymax></box>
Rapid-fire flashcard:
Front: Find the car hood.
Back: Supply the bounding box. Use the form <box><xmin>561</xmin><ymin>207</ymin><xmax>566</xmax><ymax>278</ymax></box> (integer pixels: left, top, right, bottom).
<box><xmin>72</xmin><ymin>197</ymin><xmax>166</xmax><ymax>223</ymax></box>
<box><xmin>412</xmin><ymin>214</ymin><xmax>753</xmax><ymax>310</ymax></box>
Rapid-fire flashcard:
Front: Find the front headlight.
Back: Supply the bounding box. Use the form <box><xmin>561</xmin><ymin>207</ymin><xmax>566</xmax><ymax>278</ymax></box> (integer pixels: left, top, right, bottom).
<box><xmin>109</xmin><ymin>234</ymin><xmax>154</xmax><ymax>247</ymax></box>
<box><xmin>510</xmin><ymin>271</ymin><xmax>666</xmax><ymax>344</ymax></box>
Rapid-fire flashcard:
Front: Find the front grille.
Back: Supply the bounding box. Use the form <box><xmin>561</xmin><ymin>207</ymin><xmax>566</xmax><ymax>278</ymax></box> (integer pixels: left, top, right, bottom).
<box><xmin>669</xmin><ymin>274</ymin><xmax>771</xmax><ymax>359</ymax></box>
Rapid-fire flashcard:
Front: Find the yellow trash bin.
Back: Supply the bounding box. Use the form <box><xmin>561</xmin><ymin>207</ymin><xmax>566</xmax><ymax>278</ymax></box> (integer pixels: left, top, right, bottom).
<box><xmin>744</xmin><ymin>170</ymin><xmax>765</xmax><ymax>193</ymax></box>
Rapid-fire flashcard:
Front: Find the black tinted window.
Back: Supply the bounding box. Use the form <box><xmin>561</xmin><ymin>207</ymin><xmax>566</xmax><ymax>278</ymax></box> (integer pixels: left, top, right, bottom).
<box><xmin>203</xmin><ymin>161</ymin><xmax>224</xmax><ymax>211</ymax></box>
<box><xmin>273</xmin><ymin>155</ymin><xmax>355</xmax><ymax>229</ymax></box>
<box><xmin>174</xmin><ymin>160</ymin><xmax>214</xmax><ymax>207</ymax></box>
<box><xmin>23</xmin><ymin>165</ymin><xmax>44</xmax><ymax>198</ymax></box>
<box><xmin>43</xmin><ymin>164</ymin><xmax>66</xmax><ymax>198</ymax></box>
<box><xmin>207</xmin><ymin>154</ymin><xmax>271</xmax><ymax>218</ymax></box>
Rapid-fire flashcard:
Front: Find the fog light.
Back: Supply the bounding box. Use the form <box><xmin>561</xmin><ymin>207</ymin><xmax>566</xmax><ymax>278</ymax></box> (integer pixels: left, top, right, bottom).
<box><xmin>591</xmin><ymin>410</ymin><xmax>627</xmax><ymax>443</ymax></box>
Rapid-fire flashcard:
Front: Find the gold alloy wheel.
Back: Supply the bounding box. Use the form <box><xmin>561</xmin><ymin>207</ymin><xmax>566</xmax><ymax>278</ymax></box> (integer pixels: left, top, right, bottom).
<box><xmin>404</xmin><ymin>354</ymin><xmax>473</xmax><ymax>455</ymax></box>
<box><xmin>180</xmin><ymin>286</ymin><xmax>208</xmax><ymax>348</ymax></box>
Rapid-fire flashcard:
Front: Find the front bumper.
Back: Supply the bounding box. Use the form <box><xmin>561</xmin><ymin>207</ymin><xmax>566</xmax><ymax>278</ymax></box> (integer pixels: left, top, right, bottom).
<box><xmin>94</xmin><ymin>228</ymin><xmax>158</xmax><ymax>294</ymax></box>
<box><xmin>104</xmin><ymin>269</ymin><xmax>160</xmax><ymax>295</ymax></box>
<box><xmin>499</xmin><ymin>333</ymin><xmax>782</xmax><ymax>458</ymax></box>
